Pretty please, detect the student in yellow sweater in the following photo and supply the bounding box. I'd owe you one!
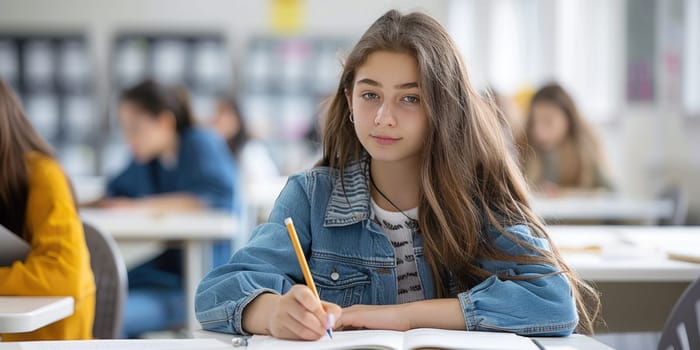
[0,80,95,341]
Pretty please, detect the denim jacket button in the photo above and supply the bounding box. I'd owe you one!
[330,272,340,281]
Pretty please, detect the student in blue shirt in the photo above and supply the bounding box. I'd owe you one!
[99,80,239,337]
[196,10,600,340]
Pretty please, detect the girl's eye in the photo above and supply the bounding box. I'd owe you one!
[361,92,379,100]
[402,96,420,104]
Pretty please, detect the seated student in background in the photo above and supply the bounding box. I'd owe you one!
[523,83,614,197]
[196,10,600,340]
[0,80,95,341]
[97,80,239,337]
[209,94,279,183]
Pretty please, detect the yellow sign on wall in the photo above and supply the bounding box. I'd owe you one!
[270,0,305,34]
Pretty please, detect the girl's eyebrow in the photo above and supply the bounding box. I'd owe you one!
[356,78,419,89]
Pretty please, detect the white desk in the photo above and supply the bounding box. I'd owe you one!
[532,196,674,224]
[193,329,614,349]
[549,225,700,282]
[80,209,238,332]
[0,338,229,349]
[549,225,700,332]
[0,297,74,333]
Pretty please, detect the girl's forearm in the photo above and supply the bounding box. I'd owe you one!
[403,298,466,330]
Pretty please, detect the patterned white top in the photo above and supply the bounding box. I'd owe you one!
[370,198,425,304]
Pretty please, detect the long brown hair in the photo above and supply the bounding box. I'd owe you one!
[0,80,54,237]
[318,10,600,334]
[523,83,610,189]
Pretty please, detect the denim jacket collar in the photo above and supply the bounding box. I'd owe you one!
[323,155,372,227]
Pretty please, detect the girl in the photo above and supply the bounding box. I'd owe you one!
[523,83,613,196]
[101,80,239,213]
[0,80,95,340]
[99,80,239,337]
[196,10,599,340]
[209,94,279,183]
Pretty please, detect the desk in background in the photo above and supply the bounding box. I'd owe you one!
[550,225,700,333]
[0,297,74,334]
[550,225,700,282]
[80,209,238,332]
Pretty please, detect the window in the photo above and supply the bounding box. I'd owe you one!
[448,0,624,122]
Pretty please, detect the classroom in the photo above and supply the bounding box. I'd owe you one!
[1,1,699,349]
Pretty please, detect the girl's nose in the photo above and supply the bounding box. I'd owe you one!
[375,103,396,127]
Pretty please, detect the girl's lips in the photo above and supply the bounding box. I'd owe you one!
[372,135,401,145]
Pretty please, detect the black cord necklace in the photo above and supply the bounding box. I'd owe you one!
[369,172,418,224]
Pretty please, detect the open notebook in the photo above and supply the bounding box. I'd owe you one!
[246,328,540,350]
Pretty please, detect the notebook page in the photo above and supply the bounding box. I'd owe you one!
[248,330,404,350]
[1,339,229,350]
[403,329,539,350]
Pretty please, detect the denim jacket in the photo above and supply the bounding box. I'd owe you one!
[195,157,578,336]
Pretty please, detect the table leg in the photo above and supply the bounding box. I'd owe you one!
[183,240,212,332]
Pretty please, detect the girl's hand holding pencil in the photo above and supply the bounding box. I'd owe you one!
[241,218,341,341]
[266,285,341,340]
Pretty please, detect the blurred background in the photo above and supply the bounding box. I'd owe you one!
[0,0,697,223]
[1,0,698,221]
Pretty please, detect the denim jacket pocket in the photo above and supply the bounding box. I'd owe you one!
[311,260,371,307]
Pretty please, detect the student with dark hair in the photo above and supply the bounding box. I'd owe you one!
[0,80,95,340]
[99,79,239,337]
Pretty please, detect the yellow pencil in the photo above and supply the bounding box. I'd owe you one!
[284,217,333,338]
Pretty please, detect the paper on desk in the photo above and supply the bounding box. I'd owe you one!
[0,224,29,266]
[550,230,618,254]
[667,248,700,264]
[248,328,538,350]
[0,339,229,350]
[248,330,402,350]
